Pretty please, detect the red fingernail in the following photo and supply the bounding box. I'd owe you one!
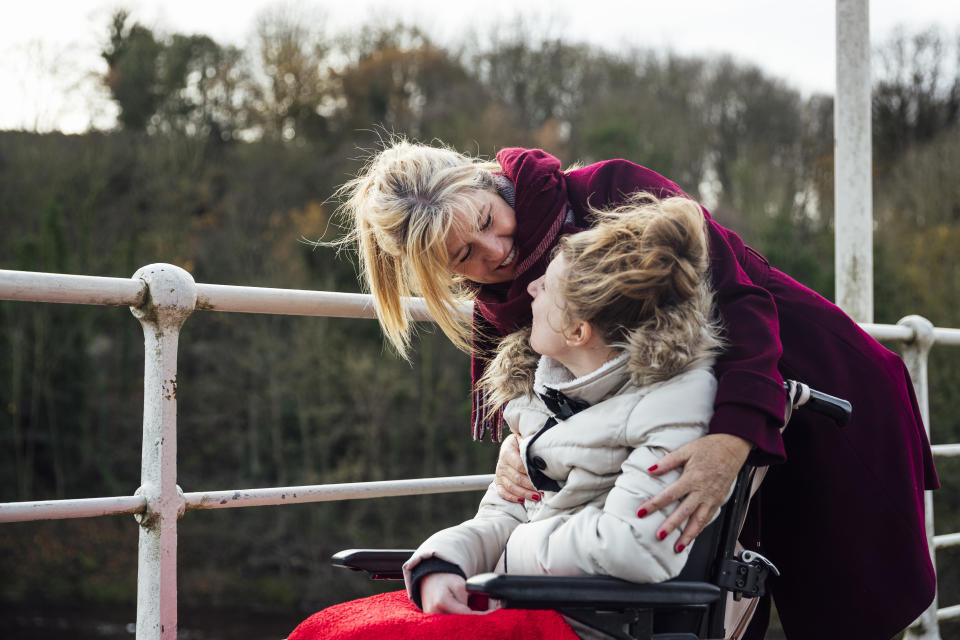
[518,498,525,503]
[647,464,658,472]
[675,543,685,553]
[637,508,648,518]
[531,494,541,502]
[657,530,667,541]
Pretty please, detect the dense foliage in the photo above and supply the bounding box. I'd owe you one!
[1,10,958,636]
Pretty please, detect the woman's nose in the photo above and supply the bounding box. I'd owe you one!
[477,235,501,262]
[528,276,543,297]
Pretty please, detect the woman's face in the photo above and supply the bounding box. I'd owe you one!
[527,253,572,358]
[445,189,518,284]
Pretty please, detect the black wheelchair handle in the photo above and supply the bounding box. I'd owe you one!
[784,380,852,427]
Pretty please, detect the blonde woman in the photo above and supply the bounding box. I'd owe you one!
[332,140,936,639]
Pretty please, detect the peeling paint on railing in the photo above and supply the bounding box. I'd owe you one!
[0,495,146,523]
[184,475,495,511]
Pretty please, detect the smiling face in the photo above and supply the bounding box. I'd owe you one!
[527,253,574,359]
[444,189,518,284]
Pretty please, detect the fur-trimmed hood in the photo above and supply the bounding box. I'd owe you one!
[479,281,722,412]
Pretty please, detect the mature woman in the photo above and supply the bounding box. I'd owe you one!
[338,140,937,639]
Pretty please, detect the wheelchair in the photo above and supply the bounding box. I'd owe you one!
[332,381,851,640]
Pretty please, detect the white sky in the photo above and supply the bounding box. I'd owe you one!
[3,0,960,133]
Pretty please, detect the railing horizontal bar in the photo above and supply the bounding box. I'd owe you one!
[859,322,960,346]
[194,283,470,321]
[0,270,145,307]
[939,604,960,620]
[932,444,960,457]
[0,495,146,523]
[935,532,960,549]
[184,474,495,511]
[860,323,914,342]
[933,327,960,346]
[2,270,957,341]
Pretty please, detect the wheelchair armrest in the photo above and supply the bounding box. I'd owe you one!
[331,549,414,580]
[465,573,722,609]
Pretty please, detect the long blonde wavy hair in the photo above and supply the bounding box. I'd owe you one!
[335,139,500,358]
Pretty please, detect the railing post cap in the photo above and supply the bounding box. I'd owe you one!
[131,263,197,326]
[897,315,936,350]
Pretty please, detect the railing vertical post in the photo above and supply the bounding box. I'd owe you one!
[130,264,196,640]
[834,0,874,323]
[899,315,940,640]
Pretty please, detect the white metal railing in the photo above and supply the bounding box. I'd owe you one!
[1,264,958,639]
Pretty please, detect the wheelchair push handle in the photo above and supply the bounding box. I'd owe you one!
[784,380,852,427]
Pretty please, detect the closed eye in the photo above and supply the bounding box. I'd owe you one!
[457,209,492,263]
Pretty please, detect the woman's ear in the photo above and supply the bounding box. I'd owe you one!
[564,320,593,348]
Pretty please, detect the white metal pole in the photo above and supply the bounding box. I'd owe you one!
[183,474,495,511]
[899,315,940,640]
[131,264,195,640]
[835,0,873,323]
[0,495,145,522]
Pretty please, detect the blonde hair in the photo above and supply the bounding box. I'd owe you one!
[479,193,722,418]
[557,193,714,345]
[335,139,500,358]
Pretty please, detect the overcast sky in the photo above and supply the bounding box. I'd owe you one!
[3,0,960,133]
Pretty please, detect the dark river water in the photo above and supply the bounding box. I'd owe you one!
[0,604,299,640]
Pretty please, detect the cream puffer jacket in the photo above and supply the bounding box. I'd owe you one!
[402,351,717,592]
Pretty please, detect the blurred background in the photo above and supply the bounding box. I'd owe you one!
[1,1,959,638]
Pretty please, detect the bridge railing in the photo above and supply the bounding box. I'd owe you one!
[1,264,958,640]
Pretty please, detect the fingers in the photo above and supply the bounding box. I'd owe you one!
[495,434,538,503]
[494,459,538,502]
[637,434,752,551]
[654,493,698,539]
[635,480,684,518]
[422,575,481,615]
[645,446,690,476]
[434,597,478,615]
[675,503,717,551]
[656,493,718,546]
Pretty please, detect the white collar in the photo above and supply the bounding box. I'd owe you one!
[533,352,631,406]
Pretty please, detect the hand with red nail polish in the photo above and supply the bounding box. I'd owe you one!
[493,433,539,504]
[635,434,751,555]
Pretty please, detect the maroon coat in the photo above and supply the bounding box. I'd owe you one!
[472,148,938,639]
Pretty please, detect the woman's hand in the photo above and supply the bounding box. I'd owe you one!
[494,433,540,504]
[637,434,752,551]
[420,573,490,614]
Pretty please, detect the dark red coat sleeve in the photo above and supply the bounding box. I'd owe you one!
[565,159,787,464]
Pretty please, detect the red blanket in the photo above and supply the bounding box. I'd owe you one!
[288,589,579,639]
